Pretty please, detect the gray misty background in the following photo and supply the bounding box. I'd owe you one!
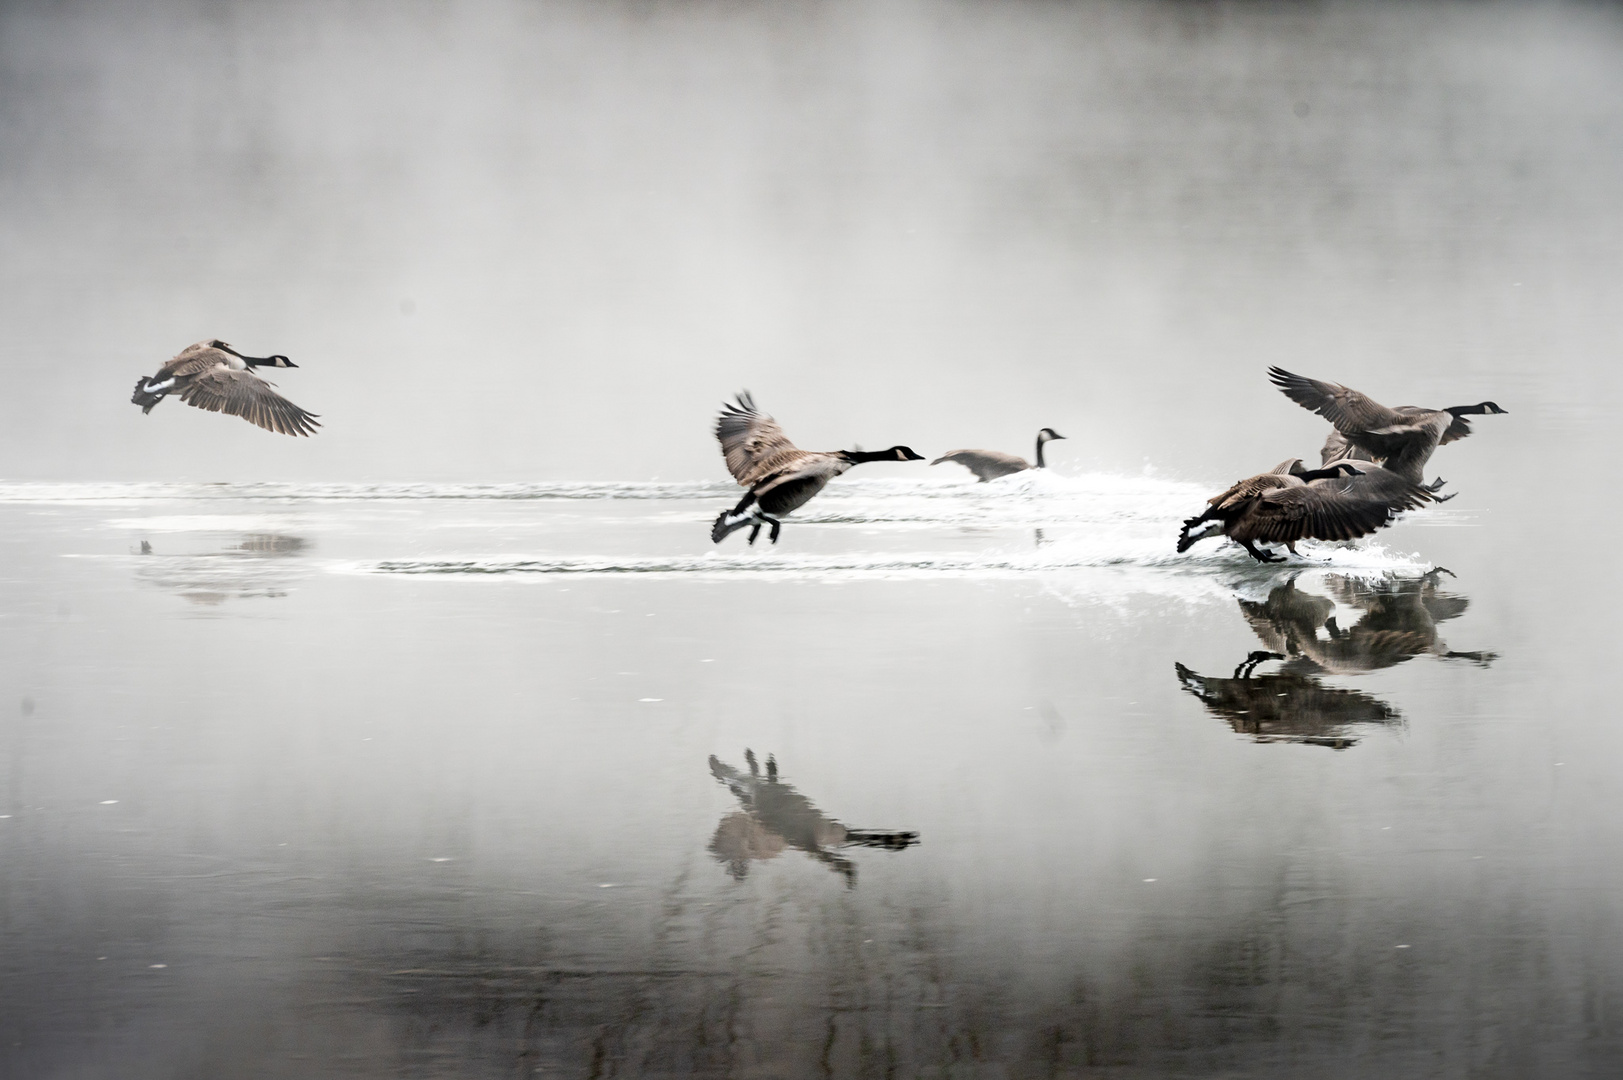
[1,0,1619,483]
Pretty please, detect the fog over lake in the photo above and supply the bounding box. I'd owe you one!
[1,1,1620,1076]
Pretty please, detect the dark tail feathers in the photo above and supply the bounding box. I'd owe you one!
[712,509,754,544]
[1176,512,1215,553]
[131,375,165,414]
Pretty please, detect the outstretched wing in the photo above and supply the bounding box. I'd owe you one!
[1248,465,1432,543]
[178,369,321,436]
[1269,367,1403,433]
[716,392,804,486]
[158,342,234,379]
[1210,470,1297,509]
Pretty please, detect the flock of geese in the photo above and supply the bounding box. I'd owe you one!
[131,340,1504,562]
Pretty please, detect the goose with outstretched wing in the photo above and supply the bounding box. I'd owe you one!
[1177,457,1435,563]
[132,339,320,437]
[711,392,923,545]
[1268,367,1503,492]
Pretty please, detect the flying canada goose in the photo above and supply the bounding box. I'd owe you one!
[131,340,320,436]
[1268,367,1505,489]
[712,392,924,544]
[1176,457,1434,563]
[930,428,1066,481]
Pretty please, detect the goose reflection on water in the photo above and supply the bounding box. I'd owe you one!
[133,533,308,604]
[1177,570,1495,748]
[1239,570,1495,674]
[708,750,919,886]
[1177,652,1399,749]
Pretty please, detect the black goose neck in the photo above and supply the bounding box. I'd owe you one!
[841,449,896,464]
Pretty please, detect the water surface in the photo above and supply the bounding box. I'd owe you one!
[1,469,1616,1077]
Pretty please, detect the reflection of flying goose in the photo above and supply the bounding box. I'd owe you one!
[930,428,1066,482]
[132,340,320,436]
[133,532,309,605]
[1177,457,1431,562]
[1239,571,1494,674]
[708,751,918,885]
[1175,653,1400,748]
[711,393,923,545]
[1269,367,1505,490]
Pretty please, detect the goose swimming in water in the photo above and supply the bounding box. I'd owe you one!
[930,428,1066,481]
[131,340,320,436]
[1177,457,1434,563]
[1268,367,1505,491]
[712,392,924,545]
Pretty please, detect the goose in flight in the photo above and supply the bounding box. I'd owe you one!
[930,428,1066,481]
[131,340,320,436]
[1268,367,1504,490]
[711,392,923,545]
[1177,457,1434,563]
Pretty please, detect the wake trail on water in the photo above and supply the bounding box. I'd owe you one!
[11,474,1442,582]
[329,471,1438,582]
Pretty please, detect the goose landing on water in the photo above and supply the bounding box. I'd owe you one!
[711,392,923,545]
[132,340,320,436]
[1177,457,1435,563]
[1268,367,1505,495]
[930,428,1065,482]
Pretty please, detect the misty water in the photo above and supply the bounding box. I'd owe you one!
[6,0,1623,1075]
[3,433,1620,1077]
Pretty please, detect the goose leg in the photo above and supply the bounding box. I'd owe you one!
[765,516,783,544]
[1240,539,1281,563]
[746,523,763,545]
[1236,650,1284,679]
[1425,476,1448,492]
[1431,490,1457,503]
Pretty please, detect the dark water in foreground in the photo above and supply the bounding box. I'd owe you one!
[0,475,1618,1078]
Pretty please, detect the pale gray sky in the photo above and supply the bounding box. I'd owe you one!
[1,0,1618,482]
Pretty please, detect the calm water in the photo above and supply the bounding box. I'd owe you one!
[2,453,1618,1078]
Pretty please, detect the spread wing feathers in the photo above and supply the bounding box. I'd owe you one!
[1210,471,1299,508]
[1269,367,1402,432]
[159,342,234,378]
[1246,469,1432,543]
[716,392,806,486]
[1438,412,1474,445]
[177,369,321,436]
[1320,428,1376,467]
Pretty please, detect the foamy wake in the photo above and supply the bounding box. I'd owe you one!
[21,472,1446,584]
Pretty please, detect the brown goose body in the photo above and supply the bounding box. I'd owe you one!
[1177,457,1435,563]
[711,392,923,545]
[1269,367,1504,487]
[931,428,1066,482]
[131,339,320,437]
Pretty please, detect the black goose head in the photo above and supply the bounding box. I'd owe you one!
[1448,401,1507,416]
[245,354,297,368]
[888,445,925,461]
[1037,428,1066,443]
